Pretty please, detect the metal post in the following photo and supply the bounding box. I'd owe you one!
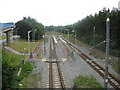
[66,29,69,44]
[68,29,69,42]
[44,29,46,55]
[93,27,95,54]
[104,18,110,89]
[34,29,36,41]
[11,29,13,43]
[64,29,65,36]
[75,30,76,45]
[28,30,31,56]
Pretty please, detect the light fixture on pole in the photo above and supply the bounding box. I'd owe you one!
[66,29,69,43]
[93,27,95,55]
[72,30,76,44]
[28,30,31,56]
[34,29,37,41]
[104,18,110,89]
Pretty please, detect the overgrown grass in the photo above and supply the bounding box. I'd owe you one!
[0,35,6,40]
[2,49,24,88]
[9,41,38,53]
[67,36,120,73]
[20,71,41,88]
[74,75,103,88]
[13,61,34,88]
[2,49,34,88]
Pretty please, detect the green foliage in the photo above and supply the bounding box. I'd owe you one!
[2,49,33,88]
[45,8,120,57]
[2,49,24,88]
[10,41,38,53]
[74,75,103,88]
[15,16,44,40]
[20,71,41,88]
[0,35,6,40]
[73,9,120,53]
[13,61,33,88]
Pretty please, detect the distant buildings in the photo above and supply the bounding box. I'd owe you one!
[0,22,14,29]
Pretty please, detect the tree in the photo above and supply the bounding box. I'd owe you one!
[15,17,44,40]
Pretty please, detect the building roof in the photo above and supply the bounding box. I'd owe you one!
[0,22,15,29]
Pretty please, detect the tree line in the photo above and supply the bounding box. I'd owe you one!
[15,17,44,40]
[46,8,120,56]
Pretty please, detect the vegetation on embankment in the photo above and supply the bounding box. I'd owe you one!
[19,71,42,88]
[45,8,120,73]
[9,41,38,53]
[2,49,33,88]
[74,75,103,88]
[0,35,6,40]
[45,8,120,57]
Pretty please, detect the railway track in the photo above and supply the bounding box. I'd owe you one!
[32,42,40,58]
[59,37,71,57]
[61,37,120,89]
[48,36,66,89]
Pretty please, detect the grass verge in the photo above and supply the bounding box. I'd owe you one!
[74,75,103,88]
[0,35,6,40]
[19,70,42,88]
[66,36,120,73]
[2,49,34,88]
[9,41,38,53]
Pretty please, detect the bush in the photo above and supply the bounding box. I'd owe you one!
[2,49,33,88]
[74,75,103,88]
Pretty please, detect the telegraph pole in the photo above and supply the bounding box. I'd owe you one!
[28,30,31,56]
[104,18,110,89]
[93,27,95,55]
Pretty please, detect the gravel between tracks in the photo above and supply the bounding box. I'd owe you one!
[35,35,114,88]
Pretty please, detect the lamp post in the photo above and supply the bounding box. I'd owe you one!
[44,29,46,55]
[72,30,75,44]
[34,29,37,41]
[104,18,110,89]
[66,29,69,43]
[72,30,76,44]
[75,30,77,45]
[93,27,95,54]
[28,30,31,56]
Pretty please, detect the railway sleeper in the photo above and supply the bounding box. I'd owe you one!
[46,60,60,63]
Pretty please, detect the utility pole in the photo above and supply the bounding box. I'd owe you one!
[104,18,110,89]
[44,29,46,55]
[34,29,36,41]
[66,29,69,43]
[93,27,95,55]
[75,30,76,45]
[28,30,31,56]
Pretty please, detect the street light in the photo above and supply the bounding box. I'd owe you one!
[93,27,95,55]
[66,29,69,43]
[104,18,110,89]
[72,30,76,44]
[28,30,31,56]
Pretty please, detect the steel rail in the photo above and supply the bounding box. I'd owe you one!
[62,37,120,89]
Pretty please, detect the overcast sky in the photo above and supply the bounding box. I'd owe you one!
[0,0,119,26]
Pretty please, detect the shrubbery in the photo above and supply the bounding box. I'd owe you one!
[2,49,33,88]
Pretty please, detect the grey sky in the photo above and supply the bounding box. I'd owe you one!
[0,0,119,26]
